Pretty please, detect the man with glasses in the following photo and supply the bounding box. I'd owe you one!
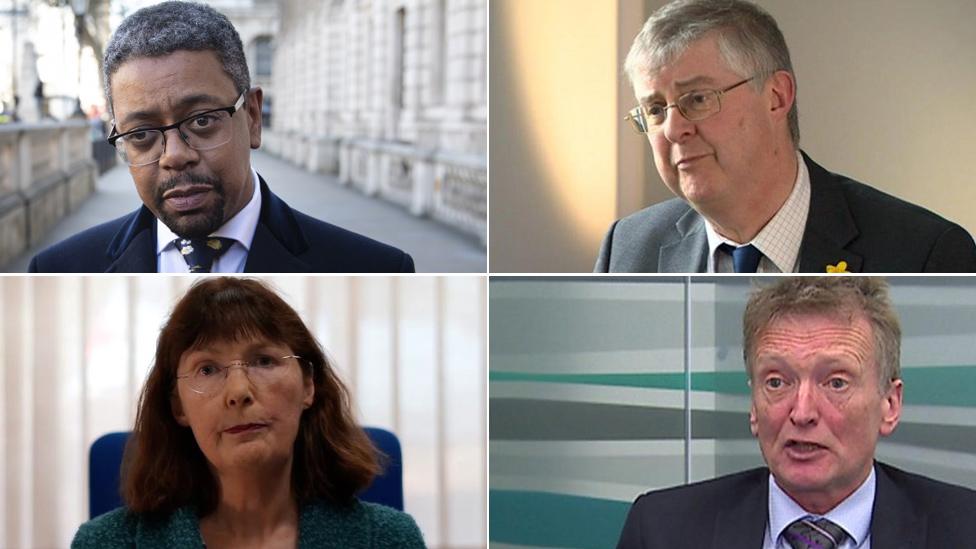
[28,1,414,273]
[595,0,976,273]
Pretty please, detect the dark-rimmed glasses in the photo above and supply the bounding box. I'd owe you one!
[107,90,248,167]
[625,77,755,134]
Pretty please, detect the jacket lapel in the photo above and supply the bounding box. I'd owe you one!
[243,176,313,272]
[797,152,864,273]
[870,463,926,549]
[104,207,157,272]
[712,471,768,549]
[659,208,708,272]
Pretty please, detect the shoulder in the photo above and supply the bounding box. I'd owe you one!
[301,500,425,548]
[877,462,976,507]
[595,198,696,272]
[71,508,137,549]
[611,198,694,237]
[29,211,139,272]
[630,467,767,516]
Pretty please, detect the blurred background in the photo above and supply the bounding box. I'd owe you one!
[0,275,486,549]
[490,0,976,272]
[0,0,487,272]
[489,276,976,548]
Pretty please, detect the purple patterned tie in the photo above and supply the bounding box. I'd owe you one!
[784,517,848,549]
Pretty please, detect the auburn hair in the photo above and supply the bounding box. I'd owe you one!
[121,277,379,516]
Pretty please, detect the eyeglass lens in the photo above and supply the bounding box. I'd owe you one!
[116,111,235,166]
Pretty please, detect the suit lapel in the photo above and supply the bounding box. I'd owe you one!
[659,209,708,272]
[711,471,768,549]
[870,463,926,549]
[243,176,312,272]
[105,207,157,272]
[798,152,864,273]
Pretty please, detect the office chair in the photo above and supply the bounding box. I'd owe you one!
[89,426,404,518]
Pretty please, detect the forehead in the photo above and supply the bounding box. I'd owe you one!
[632,33,740,101]
[110,50,237,122]
[754,313,875,364]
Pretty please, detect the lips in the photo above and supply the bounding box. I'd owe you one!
[162,185,213,212]
[224,423,267,435]
[675,154,710,167]
[785,439,827,459]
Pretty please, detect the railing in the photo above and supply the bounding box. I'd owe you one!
[265,131,486,243]
[0,120,98,267]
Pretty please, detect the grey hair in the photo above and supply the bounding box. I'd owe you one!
[742,277,902,394]
[103,1,250,117]
[625,0,799,146]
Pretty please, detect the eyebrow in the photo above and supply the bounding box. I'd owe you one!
[118,93,228,128]
[638,75,721,104]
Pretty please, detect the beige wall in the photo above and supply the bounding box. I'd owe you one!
[490,0,976,272]
[489,0,654,272]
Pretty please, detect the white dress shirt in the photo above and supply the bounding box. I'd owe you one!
[706,150,811,273]
[156,166,262,273]
[763,467,875,549]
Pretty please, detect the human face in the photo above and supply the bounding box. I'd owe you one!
[631,34,779,211]
[172,338,314,475]
[110,50,263,238]
[749,313,902,513]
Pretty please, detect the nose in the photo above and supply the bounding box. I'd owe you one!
[661,105,696,145]
[223,363,254,408]
[157,127,199,171]
[788,381,819,426]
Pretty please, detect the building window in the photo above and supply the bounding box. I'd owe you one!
[254,36,273,77]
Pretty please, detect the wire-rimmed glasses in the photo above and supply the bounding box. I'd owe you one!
[625,77,755,134]
[107,90,248,167]
[175,354,305,396]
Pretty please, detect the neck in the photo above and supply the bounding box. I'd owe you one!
[204,457,298,540]
[703,146,799,244]
[781,465,871,516]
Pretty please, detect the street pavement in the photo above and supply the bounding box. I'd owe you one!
[2,150,486,273]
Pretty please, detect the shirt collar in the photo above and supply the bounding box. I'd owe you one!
[705,150,810,273]
[768,466,875,547]
[156,166,262,253]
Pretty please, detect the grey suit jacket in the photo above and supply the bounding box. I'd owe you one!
[595,152,976,273]
[616,462,976,549]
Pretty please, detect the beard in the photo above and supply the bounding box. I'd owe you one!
[153,172,228,239]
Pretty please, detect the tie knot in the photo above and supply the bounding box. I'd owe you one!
[173,237,235,273]
[719,243,763,273]
[784,517,849,549]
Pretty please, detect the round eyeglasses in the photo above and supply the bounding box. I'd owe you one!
[625,77,755,134]
[107,90,248,167]
[176,354,306,396]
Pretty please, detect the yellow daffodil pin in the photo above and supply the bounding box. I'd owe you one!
[826,261,850,274]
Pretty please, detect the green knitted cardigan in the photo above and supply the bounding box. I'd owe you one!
[71,499,426,548]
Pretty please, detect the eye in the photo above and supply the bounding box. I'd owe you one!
[125,130,156,144]
[646,104,666,118]
[764,376,787,390]
[196,363,221,377]
[689,92,709,104]
[187,114,220,130]
[826,377,849,391]
[253,355,277,368]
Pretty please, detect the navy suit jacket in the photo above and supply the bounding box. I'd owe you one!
[28,176,415,273]
[616,462,976,549]
[595,152,976,272]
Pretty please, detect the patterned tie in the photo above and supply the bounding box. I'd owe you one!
[784,517,849,549]
[172,237,235,273]
[718,243,763,273]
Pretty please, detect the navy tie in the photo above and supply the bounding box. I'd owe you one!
[172,237,235,273]
[719,243,763,273]
[784,517,848,549]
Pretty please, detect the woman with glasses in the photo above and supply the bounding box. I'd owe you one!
[72,277,425,548]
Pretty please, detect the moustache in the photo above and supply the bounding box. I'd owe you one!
[156,173,224,196]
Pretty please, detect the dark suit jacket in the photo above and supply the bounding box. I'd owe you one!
[595,152,976,272]
[28,176,415,273]
[616,462,976,549]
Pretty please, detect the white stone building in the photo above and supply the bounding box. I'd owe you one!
[263,0,487,243]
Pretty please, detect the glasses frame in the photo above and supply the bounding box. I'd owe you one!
[175,354,305,396]
[625,76,755,134]
[107,90,249,166]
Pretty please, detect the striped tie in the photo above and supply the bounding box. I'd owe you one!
[784,517,848,549]
[173,237,235,273]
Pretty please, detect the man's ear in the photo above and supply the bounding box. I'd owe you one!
[766,70,796,122]
[246,86,263,149]
[171,391,190,427]
[878,378,903,437]
[749,401,759,437]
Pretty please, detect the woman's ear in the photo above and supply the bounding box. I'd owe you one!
[171,391,190,427]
